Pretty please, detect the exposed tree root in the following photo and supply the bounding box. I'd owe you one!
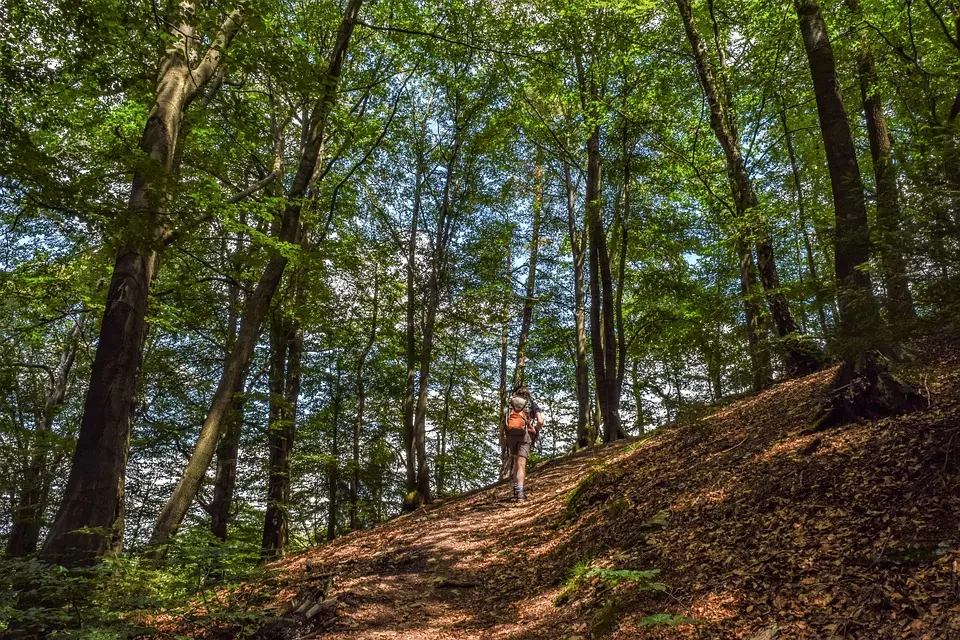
[810,350,925,432]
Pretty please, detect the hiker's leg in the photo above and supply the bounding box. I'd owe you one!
[516,456,527,486]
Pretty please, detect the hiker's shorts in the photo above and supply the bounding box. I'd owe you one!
[506,429,532,459]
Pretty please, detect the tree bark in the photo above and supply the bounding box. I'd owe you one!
[615,130,630,406]
[210,383,244,541]
[7,322,81,557]
[565,163,592,448]
[148,0,362,554]
[738,235,773,390]
[349,273,378,531]
[41,2,246,567]
[436,346,457,496]
[585,123,622,442]
[676,0,818,377]
[795,0,878,346]
[261,311,302,558]
[210,243,246,542]
[845,0,915,328]
[327,360,343,542]
[498,231,512,479]
[403,153,424,506]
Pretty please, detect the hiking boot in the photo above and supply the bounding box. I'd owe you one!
[514,486,527,502]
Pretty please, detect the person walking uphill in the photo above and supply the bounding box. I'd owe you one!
[504,386,545,502]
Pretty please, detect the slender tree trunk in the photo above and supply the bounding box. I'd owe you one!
[498,232,512,479]
[615,132,631,429]
[565,163,592,448]
[845,0,915,328]
[780,99,829,334]
[210,249,245,542]
[403,150,424,506]
[630,359,646,434]
[42,3,246,567]
[410,132,463,506]
[585,122,622,442]
[349,273,378,531]
[796,0,922,427]
[210,384,244,541]
[512,164,543,388]
[437,346,457,496]
[148,0,362,553]
[327,360,343,542]
[676,0,818,377]
[261,310,302,558]
[739,235,773,390]
[7,322,81,557]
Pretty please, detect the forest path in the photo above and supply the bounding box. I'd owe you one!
[271,442,634,640]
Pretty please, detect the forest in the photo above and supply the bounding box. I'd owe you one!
[2,0,960,636]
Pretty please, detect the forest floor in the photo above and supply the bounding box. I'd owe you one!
[164,334,960,639]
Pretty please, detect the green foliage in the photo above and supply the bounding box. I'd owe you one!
[0,534,275,638]
[554,562,665,606]
[637,612,702,628]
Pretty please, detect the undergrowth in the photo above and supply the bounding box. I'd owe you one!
[0,525,275,639]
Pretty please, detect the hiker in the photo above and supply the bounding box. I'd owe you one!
[504,386,545,502]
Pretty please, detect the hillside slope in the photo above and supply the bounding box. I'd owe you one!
[172,339,960,639]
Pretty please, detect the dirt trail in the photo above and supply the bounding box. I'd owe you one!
[270,443,632,639]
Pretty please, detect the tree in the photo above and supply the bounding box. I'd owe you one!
[675,0,818,379]
[148,0,364,553]
[794,0,922,427]
[844,0,915,328]
[41,1,247,567]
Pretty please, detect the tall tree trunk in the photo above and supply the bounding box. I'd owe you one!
[210,384,244,541]
[565,163,592,448]
[8,322,81,557]
[795,0,878,346]
[327,360,343,542]
[512,164,543,388]
[403,156,423,506]
[436,346,457,496]
[349,273,378,531]
[739,235,773,390]
[210,246,245,542]
[615,131,630,409]
[585,123,622,442]
[148,0,362,553]
[261,310,302,558]
[41,3,246,567]
[780,98,829,334]
[845,0,915,328]
[676,0,818,377]
[498,231,512,479]
[795,0,922,427]
[573,48,621,442]
[410,131,463,506]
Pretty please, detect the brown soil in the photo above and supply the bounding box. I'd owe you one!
[165,337,960,639]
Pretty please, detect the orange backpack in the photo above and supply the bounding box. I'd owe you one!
[505,395,532,433]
